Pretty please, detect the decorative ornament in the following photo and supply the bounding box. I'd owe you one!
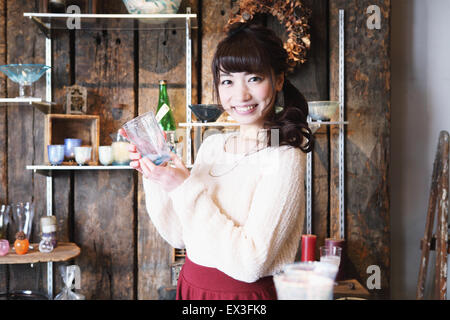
[225,0,312,72]
[65,84,87,115]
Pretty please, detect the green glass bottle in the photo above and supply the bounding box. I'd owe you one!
[155,80,176,152]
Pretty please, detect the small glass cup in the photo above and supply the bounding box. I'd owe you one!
[274,262,336,300]
[99,146,113,166]
[48,145,65,165]
[64,138,82,161]
[320,246,342,268]
[74,146,92,166]
[0,239,10,256]
[121,111,171,166]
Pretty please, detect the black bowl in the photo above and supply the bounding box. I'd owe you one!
[188,104,224,123]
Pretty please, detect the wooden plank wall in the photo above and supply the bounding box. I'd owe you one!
[0,0,390,299]
[329,0,391,298]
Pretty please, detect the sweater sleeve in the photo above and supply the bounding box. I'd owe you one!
[143,177,185,249]
[141,134,217,249]
[167,146,305,282]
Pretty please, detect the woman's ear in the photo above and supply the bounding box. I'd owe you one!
[275,73,285,92]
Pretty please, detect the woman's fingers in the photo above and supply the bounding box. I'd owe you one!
[169,152,188,173]
[139,157,157,179]
[118,128,128,140]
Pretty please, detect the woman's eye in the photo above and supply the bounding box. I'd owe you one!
[249,76,262,82]
[221,79,232,85]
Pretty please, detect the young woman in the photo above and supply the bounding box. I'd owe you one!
[120,22,313,300]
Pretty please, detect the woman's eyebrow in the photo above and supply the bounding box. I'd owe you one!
[219,72,231,76]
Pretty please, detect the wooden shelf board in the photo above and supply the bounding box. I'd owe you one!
[0,242,80,264]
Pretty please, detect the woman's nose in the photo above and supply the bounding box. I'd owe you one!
[235,84,251,101]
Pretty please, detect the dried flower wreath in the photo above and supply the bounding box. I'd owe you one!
[225,0,311,72]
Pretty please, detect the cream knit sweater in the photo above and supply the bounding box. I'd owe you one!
[143,132,306,283]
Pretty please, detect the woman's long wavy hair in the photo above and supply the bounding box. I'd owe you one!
[212,22,313,153]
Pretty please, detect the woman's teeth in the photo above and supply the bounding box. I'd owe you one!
[235,105,257,112]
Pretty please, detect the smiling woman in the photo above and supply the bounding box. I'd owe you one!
[133,22,312,301]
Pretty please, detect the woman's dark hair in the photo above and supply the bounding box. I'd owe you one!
[212,22,313,153]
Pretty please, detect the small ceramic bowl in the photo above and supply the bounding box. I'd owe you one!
[74,146,92,166]
[47,145,65,165]
[122,0,182,14]
[308,101,339,121]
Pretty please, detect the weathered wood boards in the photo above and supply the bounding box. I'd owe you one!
[73,0,135,299]
[137,0,199,300]
[329,0,391,297]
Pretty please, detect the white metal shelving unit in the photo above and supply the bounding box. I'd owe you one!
[20,10,198,299]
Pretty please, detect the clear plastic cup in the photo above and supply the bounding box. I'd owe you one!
[121,111,171,166]
[274,261,338,300]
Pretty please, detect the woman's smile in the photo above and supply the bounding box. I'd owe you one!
[232,104,258,115]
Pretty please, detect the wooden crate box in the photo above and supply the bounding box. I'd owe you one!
[44,114,100,165]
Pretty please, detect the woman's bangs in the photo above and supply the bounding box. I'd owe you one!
[216,39,271,76]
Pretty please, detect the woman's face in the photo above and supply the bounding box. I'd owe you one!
[218,70,284,126]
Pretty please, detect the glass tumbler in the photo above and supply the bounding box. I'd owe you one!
[121,111,171,166]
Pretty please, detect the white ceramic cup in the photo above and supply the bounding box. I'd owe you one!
[99,146,113,166]
[74,146,92,165]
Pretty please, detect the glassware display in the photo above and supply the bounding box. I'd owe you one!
[74,146,92,166]
[0,204,10,239]
[307,101,339,121]
[110,132,131,165]
[122,0,181,14]
[54,265,85,300]
[64,138,82,161]
[47,145,65,165]
[273,261,338,300]
[40,216,57,248]
[0,239,9,256]
[320,246,342,268]
[189,104,224,123]
[11,202,34,241]
[121,111,171,166]
[98,146,113,166]
[0,64,50,98]
[39,234,54,253]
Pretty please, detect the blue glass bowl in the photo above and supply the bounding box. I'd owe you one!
[188,104,224,123]
[0,64,50,97]
[64,138,82,160]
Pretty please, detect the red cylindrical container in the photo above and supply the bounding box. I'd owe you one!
[325,238,345,281]
[301,234,317,262]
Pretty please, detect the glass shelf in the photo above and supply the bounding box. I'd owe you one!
[27,164,133,176]
[23,12,198,37]
[179,122,240,127]
[0,98,54,113]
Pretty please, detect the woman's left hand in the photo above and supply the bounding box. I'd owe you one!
[139,151,190,193]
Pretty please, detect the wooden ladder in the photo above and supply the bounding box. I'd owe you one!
[416,130,449,300]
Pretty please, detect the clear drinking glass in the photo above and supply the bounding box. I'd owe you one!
[0,204,10,239]
[74,146,92,166]
[273,262,337,300]
[121,111,171,166]
[99,146,113,166]
[320,246,342,268]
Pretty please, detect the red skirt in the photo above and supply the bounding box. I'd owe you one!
[176,256,277,300]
